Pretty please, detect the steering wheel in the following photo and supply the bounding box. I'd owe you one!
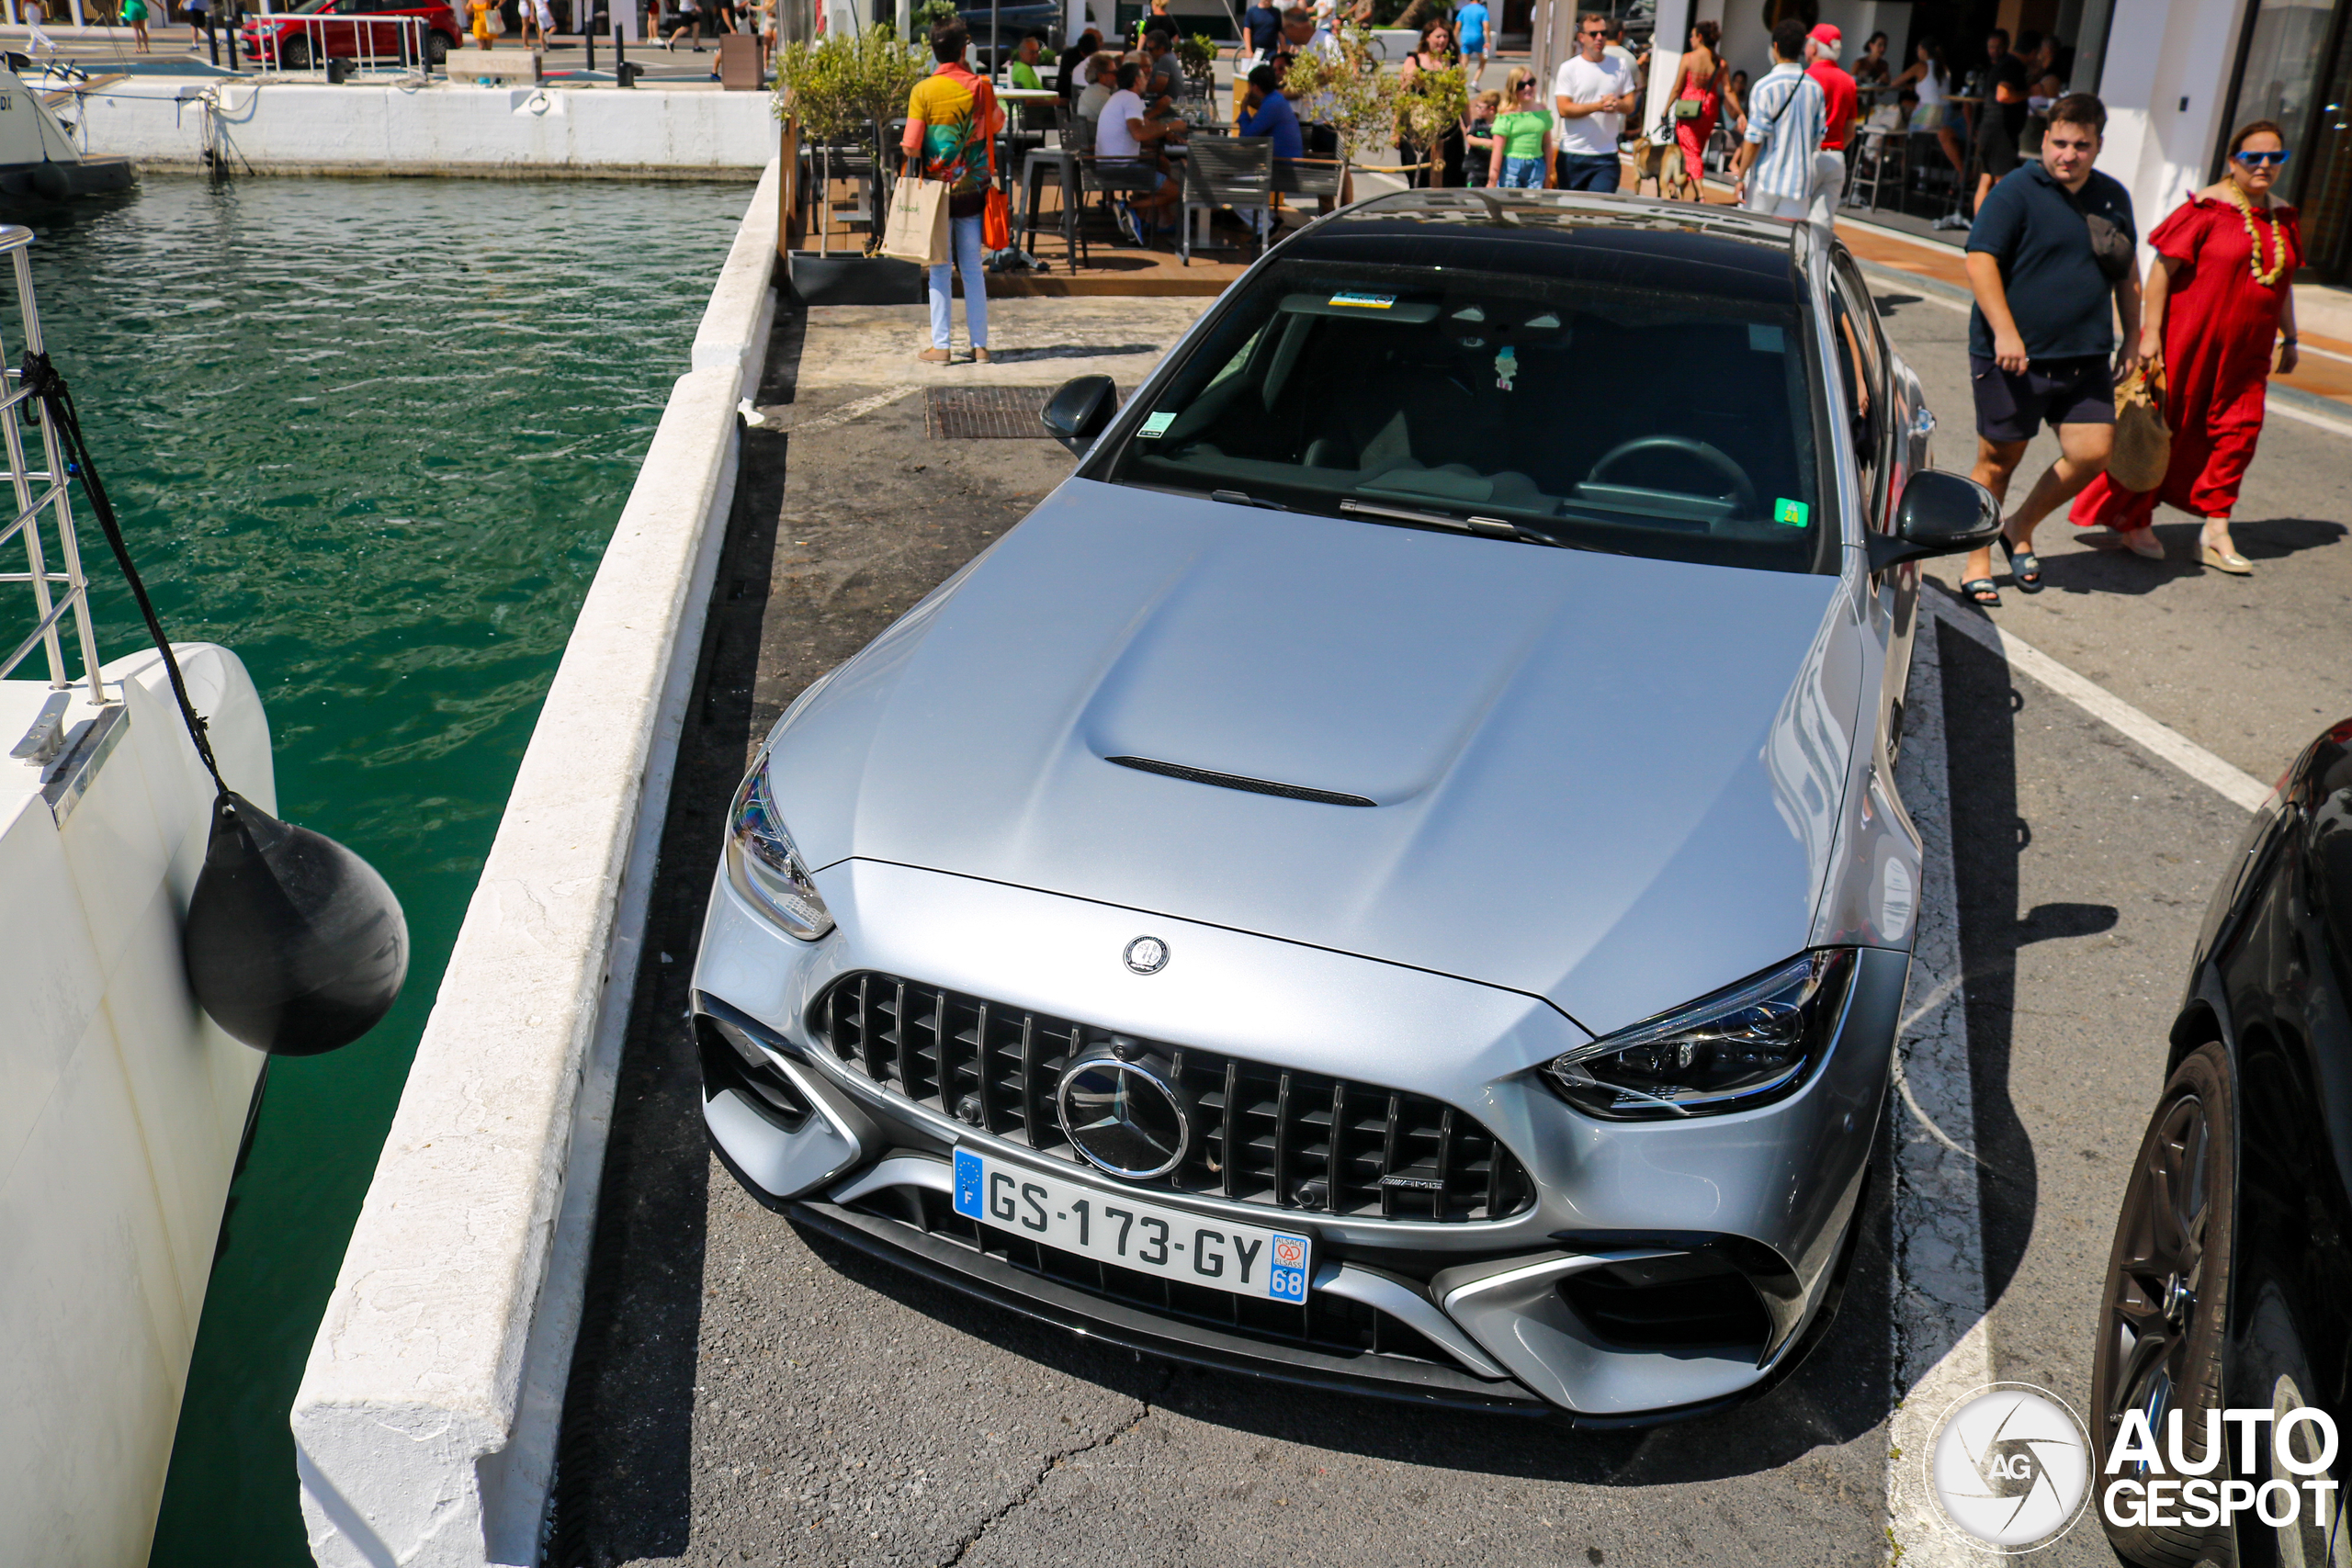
[1585,435,1758,516]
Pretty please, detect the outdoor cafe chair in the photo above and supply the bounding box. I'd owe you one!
[1848,122,1906,212]
[1075,116,1170,251]
[1179,134,1273,265]
[1021,103,1087,270]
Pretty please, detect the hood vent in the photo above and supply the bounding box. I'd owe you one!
[1106,755,1375,808]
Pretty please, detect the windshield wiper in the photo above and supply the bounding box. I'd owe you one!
[1338,498,1567,547]
[1210,489,1290,512]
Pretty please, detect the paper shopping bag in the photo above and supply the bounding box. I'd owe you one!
[2109,358,2172,495]
[882,175,951,266]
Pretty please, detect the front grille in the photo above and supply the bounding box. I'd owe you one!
[816,972,1535,1223]
[876,1184,1457,1366]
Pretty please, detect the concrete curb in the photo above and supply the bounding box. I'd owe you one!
[692,155,782,401]
[288,165,775,1568]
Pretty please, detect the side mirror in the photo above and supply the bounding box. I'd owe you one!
[1041,375,1117,457]
[1867,469,2002,572]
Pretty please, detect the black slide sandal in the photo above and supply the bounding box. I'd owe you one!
[1961,577,2001,607]
[2001,536,2044,592]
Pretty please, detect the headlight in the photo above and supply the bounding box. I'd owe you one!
[1543,949,1856,1120]
[724,758,834,942]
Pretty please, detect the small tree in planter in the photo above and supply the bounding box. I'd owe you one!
[1395,59,1466,182]
[775,26,930,251]
[1175,31,1217,91]
[1280,22,1395,172]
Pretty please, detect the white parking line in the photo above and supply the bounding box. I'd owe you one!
[765,383,920,435]
[1922,590,2272,812]
[1886,621,1995,1566]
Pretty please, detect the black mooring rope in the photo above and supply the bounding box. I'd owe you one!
[18,349,229,797]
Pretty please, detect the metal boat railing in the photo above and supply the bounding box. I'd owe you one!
[0,224,106,701]
[243,13,436,80]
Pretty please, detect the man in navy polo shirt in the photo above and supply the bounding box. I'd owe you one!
[1955,91,2141,605]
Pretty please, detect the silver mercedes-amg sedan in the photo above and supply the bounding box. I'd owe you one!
[690,191,2002,1422]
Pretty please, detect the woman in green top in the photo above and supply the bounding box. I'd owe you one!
[1487,66,1555,188]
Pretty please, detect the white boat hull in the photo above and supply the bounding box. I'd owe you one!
[1,644,274,1568]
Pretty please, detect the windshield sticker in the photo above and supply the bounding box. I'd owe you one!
[1138,411,1178,438]
[1774,498,1810,526]
[1329,291,1396,310]
[1748,322,1786,355]
[1494,345,1518,392]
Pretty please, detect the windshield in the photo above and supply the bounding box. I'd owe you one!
[1100,257,1831,572]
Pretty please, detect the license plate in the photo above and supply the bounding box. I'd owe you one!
[953,1146,1312,1304]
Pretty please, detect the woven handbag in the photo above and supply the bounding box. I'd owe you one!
[2109,357,2171,495]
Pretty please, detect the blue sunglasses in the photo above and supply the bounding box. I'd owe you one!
[2234,148,2292,166]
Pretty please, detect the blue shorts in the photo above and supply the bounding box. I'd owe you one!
[1498,155,1544,188]
[1556,152,1620,192]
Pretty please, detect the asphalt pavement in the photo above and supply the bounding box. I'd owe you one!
[547,277,2352,1568]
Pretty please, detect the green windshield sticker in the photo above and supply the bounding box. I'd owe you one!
[1329,291,1396,309]
[1774,498,1810,527]
[1138,411,1178,438]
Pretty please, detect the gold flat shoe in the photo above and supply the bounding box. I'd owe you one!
[2202,543,2254,575]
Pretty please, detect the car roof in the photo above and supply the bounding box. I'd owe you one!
[1283,191,1807,310]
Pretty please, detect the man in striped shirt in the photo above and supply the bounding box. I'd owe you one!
[1731,17,1825,220]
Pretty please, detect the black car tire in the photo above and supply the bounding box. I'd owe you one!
[283,34,311,68]
[2228,1281,2341,1568]
[2091,1041,2236,1568]
[425,30,449,64]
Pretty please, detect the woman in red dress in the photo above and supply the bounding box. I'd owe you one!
[1668,19,1724,197]
[2069,120,2303,574]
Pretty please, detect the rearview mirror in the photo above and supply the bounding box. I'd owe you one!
[1041,375,1117,456]
[1867,469,2002,572]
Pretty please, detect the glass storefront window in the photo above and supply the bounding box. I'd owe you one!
[2234,0,2339,156]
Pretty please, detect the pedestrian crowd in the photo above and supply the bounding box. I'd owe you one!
[896,5,2312,589]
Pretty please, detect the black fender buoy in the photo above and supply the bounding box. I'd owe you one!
[184,793,409,1056]
[31,163,72,199]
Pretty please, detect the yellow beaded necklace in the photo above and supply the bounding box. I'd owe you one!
[2223,183,2289,288]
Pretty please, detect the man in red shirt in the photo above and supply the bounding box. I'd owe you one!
[1804,22,1859,228]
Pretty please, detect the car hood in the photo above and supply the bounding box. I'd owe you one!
[772,479,1863,1037]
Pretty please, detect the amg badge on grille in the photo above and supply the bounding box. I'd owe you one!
[1123,936,1170,975]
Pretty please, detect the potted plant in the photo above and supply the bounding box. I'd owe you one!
[1278,21,1393,196]
[775,24,930,299]
[1175,30,1216,91]
[1394,58,1466,184]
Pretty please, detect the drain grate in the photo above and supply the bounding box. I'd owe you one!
[924,386,1055,439]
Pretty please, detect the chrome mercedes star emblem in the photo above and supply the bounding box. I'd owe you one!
[1056,1048,1190,1179]
[1124,935,1169,975]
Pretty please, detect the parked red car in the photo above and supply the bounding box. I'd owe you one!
[239,0,463,70]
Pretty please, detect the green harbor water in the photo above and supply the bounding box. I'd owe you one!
[16,172,752,1565]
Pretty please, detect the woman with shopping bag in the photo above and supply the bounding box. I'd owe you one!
[899,19,1008,365]
[2068,120,2303,574]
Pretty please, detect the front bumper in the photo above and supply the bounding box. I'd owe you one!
[693,857,1905,1420]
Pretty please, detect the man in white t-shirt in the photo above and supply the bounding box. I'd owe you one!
[1093,60,1183,241]
[1552,9,1635,191]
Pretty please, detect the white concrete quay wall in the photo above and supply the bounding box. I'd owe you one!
[77,78,777,177]
[288,156,779,1568]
